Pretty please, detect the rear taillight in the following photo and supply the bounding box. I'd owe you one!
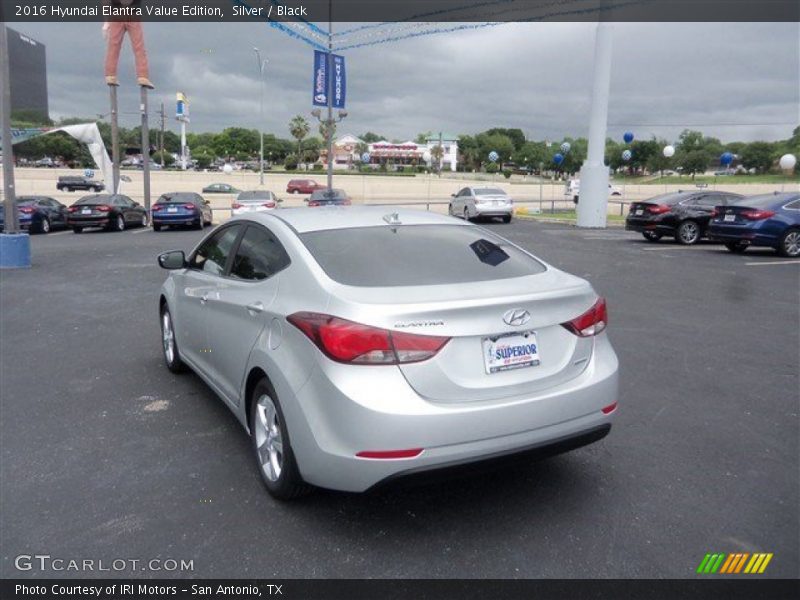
[97,205,111,212]
[19,207,35,214]
[308,201,320,207]
[648,204,671,215]
[342,199,351,205]
[232,203,243,209]
[561,298,608,337]
[262,202,276,208]
[710,208,719,217]
[741,209,775,221]
[183,203,196,211]
[68,206,78,213]
[152,204,163,212]
[287,312,450,365]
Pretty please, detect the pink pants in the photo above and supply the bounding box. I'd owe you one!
[104,21,150,80]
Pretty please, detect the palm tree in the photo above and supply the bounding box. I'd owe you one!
[430,144,444,174]
[289,115,310,169]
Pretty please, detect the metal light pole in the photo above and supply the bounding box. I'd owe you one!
[140,86,151,213]
[1,24,18,234]
[253,47,267,186]
[326,3,334,191]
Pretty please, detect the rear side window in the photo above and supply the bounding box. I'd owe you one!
[785,199,800,210]
[300,224,546,287]
[189,225,242,276]
[230,225,290,281]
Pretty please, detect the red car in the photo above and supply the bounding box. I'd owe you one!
[286,179,326,194]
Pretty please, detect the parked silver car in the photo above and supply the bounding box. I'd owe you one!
[233,190,282,216]
[449,186,514,222]
[157,207,618,499]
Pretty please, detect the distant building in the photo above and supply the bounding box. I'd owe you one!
[8,28,49,123]
[324,133,459,171]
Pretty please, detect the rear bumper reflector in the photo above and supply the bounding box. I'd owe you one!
[601,402,618,415]
[356,448,424,460]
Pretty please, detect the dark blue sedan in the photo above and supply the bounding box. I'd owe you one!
[708,192,800,257]
[0,196,69,234]
[151,192,213,231]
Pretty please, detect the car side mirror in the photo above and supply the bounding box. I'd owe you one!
[303,198,309,202]
[158,250,186,270]
[277,198,283,203]
[451,194,456,197]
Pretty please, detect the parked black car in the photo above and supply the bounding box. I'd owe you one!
[57,176,105,193]
[0,196,69,233]
[625,190,744,244]
[67,194,148,233]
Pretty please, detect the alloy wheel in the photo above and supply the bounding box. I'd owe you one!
[162,311,175,365]
[784,231,800,257]
[678,221,699,244]
[117,215,125,231]
[254,394,284,482]
[41,218,50,233]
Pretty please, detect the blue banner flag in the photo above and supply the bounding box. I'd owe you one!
[332,54,346,109]
[312,50,328,107]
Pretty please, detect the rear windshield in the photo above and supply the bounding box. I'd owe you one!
[158,193,197,204]
[238,191,270,201]
[300,224,546,287]
[310,189,345,201]
[732,194,789,208]
[75,195,110,205]
[641,192,694,205]
[474,188,507,196]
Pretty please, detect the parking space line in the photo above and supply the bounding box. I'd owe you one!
[46,231,72,236]
[132,228,151,234]
[745,260,800,266]
[638,245,714,251]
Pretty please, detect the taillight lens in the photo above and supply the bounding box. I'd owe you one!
[232,203,243,209]
[648,204,671,214]
[710,208,719,217]
[19,207,35,214]
[152,204,163,212]
[308,201,320,207]
[287,312,450,365]
[183,203,196,211]
[561,298,608,337]
[741,209,775,221]
[68,206,78,213]
[97,204,111,212]
[263,202,276,208]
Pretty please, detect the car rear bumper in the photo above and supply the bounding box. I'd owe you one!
[285,334,619,492]
[68,217,110,227]
[152,214,199,224]
[474,205,513,217]
[707,225,778,247]
[625,218,674,234]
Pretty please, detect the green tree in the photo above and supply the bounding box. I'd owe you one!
[740,141,776,173]
[211,127,259,158]
[477,133,515,165]
[359,132,384,144]
[512,141,548,171]
[152,151,175,167]
[430,144,444,173]
[289,115,310,164]
[484,128,526,151]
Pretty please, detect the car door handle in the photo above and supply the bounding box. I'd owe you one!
[245,302,264,314]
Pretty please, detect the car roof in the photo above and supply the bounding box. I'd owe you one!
[259,206,470,234]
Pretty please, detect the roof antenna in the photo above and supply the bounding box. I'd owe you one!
[383,212,402,226]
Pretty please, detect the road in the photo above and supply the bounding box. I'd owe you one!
[1,217,797,579]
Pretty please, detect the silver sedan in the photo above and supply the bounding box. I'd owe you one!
[449,186,514,222]
[157,207,618,499]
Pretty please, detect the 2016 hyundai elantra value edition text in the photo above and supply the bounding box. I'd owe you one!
[157,207,619,499]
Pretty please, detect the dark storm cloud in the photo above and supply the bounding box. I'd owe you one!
[14,21,800,142]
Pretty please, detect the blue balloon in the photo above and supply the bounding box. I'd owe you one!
[84,168,95,178]
[622,149,632,162]
[720,152,734,166]
[488,151,499,162]
[553,153,564,166]
[361,152,370,163]
[623,132,634,144]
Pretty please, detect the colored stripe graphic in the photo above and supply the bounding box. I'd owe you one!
[699,553,774,574]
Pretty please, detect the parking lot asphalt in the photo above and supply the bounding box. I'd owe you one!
[1,219,797,579]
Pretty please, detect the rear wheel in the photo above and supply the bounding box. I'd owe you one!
[153,223,162,232]
[463,207,471,222]
[160,306,188,373]
[250,379,310,500]
[38,217,51,234]
[642,231,662,242]
[194,218,203,230]
[725,241,748,253]
[502,214,512,224]
[140,212,149,228]
[676,220,700,245]
[112,214,125,232]
[72,226,83,234]
[778,228,800,258]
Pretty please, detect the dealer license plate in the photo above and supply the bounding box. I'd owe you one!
[167,207,178,213]
[81,208,91,215]
[724,214,735,222]
[635,209,644,216]
[482,331,541,374]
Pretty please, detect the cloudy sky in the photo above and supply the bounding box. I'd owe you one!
[15,20,800,143]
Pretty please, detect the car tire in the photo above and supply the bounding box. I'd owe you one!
[160,305,188,373]
[291,189,299,194]
[642,231,662,242]
[72,226,83,234]
[153,223,162,232]
[448,203,454,216]
[38,217,51,234]
[463,207,471,222]
[113,214,125,232]
[140,212,149,228]
[502,214,512,224]
[777,228,800,258]
[725,241,748,253]
[250,378,311,500]
[194,218,203,230]
[676,220,700,245]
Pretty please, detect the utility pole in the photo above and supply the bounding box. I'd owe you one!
[109,85,121,193]
[326,0,334,191]
[254,48,267,187]
[140,87,151,214]
[159,102,166,168]
[1,24,18,234]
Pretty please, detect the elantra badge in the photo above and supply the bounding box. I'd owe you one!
[503,309,531,327]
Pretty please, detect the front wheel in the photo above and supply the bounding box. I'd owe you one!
[778,229,800,258]
[642,231,662,242]
[725,241,748,254]
[676,220,700,245]
[160,306,188,373]
[250,379,310,500]
[463,207,471,222]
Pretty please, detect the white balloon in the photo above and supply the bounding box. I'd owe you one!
[663,145,675,158]
[222,164,234,174]
[779,153,797,171]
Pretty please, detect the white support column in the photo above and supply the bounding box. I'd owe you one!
[577,22,614,228]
